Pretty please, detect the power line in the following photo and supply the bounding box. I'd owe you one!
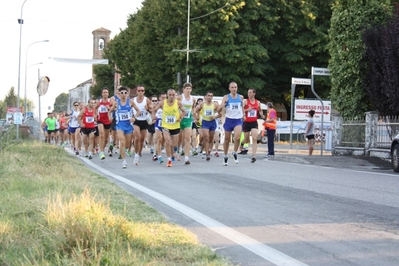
[190,2,231,21]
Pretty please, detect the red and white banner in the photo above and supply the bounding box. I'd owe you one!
[294,99,332,122]
[6,106,23,113]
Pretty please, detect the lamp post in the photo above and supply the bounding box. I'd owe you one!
[16,0,28,139]
[24,61,42,118]
[24,40,49,118]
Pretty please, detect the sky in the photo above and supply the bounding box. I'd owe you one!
[0,0,143,117]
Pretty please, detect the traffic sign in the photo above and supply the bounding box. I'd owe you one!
[37,76,50,96]
[14,112,23,125]
[291,78,312,85]
[312,67,330,76]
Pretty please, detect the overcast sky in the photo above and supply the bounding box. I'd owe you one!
[0,0,143,116]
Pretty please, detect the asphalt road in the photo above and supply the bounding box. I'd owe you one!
[67,146,399,266]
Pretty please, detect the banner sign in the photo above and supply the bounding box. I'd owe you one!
[50,57,108,64]
[294,99,332,122]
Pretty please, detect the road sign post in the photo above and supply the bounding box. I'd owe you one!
[290,78,312,148]
[311,67,331,155]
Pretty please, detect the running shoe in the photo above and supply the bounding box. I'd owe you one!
[127,150,132,157]
[75,150,79,156]
[251,156,256,163]
[238,149,248,155]
[100,152,105,160]
[152,154,158,161]
[150,147,154,154]
[122,160,127,169]
[214,152,219,157]
[88,153,93,159]
[171,156,175,163]
[109,143,114,153]
[223,156,228,166]
[158,156,164,164]
[85,153,89,158]
[206,154,211,161]
[108,151,113,157]
[181,151,185,156]
[134,154,139,165]
[118,154,122,159]
[166,160,173,167]
[184,156,190,165]
[232,152,239,164]
[192,150,198,156]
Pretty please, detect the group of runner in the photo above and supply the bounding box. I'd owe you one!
[44,81,271,168]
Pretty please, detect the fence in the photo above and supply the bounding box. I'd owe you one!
[333,112,397,158]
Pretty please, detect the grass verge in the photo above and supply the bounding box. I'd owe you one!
[0,140,231,265]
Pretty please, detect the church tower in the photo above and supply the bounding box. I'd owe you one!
[92,28,111,89]
[92,27,111,59]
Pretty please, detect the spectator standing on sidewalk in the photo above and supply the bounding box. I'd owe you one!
[305,109,315,156]
[264,102,277,158]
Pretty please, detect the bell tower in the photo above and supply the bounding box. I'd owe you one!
[92,27,111,59]
[92,28,111,89]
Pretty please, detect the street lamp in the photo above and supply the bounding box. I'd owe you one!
[24,39,49,117]
[17,0,28,139]
[24,61,43,117]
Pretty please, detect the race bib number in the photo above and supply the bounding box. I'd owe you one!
[184,111,191,118]
[229,103,240,110]
[205,109,213,116]
[119,112,131,121]
[139,108,147,118]
[85,116,94,123]
[157,119,162,127]
[98,106,108,113]
[166,116,176,124]
[248,110,257,117]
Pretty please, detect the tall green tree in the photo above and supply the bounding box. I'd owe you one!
[4,87,18,107]
[362,4,399,115]
[91,64,115,97]
[106,0,333,112]
[328,0,391,118]
[53,93,69,113]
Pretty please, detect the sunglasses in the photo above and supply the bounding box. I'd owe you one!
[120,91,128,94]
[137,90,144,92]
[74,105,79,106]
[152,100,158,102]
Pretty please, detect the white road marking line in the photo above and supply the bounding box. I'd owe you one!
[78,155,308,266]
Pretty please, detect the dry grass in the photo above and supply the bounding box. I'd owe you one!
[0,140,231,266]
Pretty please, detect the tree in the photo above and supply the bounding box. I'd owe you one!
[105,0,333,112]
[328,0,390,118]
[362,4,399,115]
[53,93,69,113]
[4,87,18,107]
[91,64,115,98]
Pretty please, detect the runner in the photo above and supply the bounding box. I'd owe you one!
[242,88,265,163]
[132,85,152,165]
[58,111,68,147]
[78,99,97,159]
[218,82,245,166]
[177,83,196,165]
[68,102,81,154]
[109,90,121,156]
[108,86,141,168]
[152,92,167,163]
[147,95,158,156]
[152,89,186,167]
[96,88,112,160]
[194,91,221,161]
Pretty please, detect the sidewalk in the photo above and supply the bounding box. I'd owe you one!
[251,143,392,171]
